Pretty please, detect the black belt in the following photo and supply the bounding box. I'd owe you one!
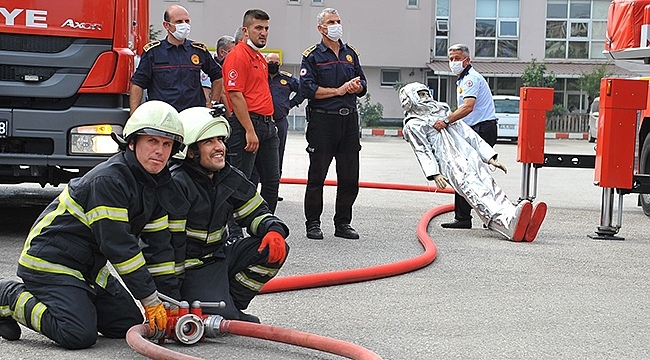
[249,112,274,122]
[311,107,357,116]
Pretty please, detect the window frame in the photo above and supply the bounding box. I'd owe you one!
[474,0,520,58]
[380,69,401,87]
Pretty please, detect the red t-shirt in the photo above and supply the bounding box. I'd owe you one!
[222,42,273,116]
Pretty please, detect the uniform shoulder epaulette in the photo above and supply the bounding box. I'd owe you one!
[347,43,360,56]
[191,41,208,52]
[143,40,161,52]
[280,70,293,77]
[302,44,317,57]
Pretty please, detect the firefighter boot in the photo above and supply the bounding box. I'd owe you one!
[0,278,21,341]
[524,202,548,242]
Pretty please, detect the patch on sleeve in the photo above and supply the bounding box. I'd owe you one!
[227,69,238,87]
[464,80,473,88]
[300,68,307,76]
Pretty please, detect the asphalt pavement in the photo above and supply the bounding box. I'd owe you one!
[0,132,648,360]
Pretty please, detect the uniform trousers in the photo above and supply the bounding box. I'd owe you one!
[1,275,142,349]
[304,110,361,226]
[454,119,498,221]
[179,235,287,319]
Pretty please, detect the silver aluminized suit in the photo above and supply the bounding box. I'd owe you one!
[400,83,525,239]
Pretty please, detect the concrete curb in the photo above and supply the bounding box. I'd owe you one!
[362,128,589,140]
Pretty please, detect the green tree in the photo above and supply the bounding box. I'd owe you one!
[579,64,612,103]
[149,25,162,41]
[357,94,384,127]
[522,58,557,87]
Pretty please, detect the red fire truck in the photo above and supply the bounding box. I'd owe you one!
[605,0,650,217]
[0,0,148,186]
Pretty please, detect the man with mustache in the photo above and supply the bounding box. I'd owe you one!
[0,101,186,348]
[145,106,289,323]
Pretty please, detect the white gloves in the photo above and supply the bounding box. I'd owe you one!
[488,158,508,174]
[432,174,449,189]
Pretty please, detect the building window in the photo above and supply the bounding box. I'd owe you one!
[408,0,419,7]
[433,0,450,59]
[287,0,300,4]
[381,69,401,86]
[545,0,609,59]
[475,0,520,58]
[311,0,323,5]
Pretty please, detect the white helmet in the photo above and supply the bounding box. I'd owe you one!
[399,82,445,116]
[120,100,184,153]
[175,106,231,160]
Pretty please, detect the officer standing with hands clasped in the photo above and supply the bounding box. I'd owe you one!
[300,8,367,240]
[130,5,223,113]
[0,101,187,349]
[266,52,304,199]
[436,43,499,230]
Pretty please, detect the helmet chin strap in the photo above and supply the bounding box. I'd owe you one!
[188,146,215,177]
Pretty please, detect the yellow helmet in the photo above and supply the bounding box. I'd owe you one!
[122,100,184,147]
[175,106,231,160]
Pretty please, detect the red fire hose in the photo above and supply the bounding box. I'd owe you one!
[127,179,454,359]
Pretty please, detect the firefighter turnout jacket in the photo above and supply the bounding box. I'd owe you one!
[17,150,188,301]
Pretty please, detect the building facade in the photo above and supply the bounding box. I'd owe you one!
[149,0,641,126]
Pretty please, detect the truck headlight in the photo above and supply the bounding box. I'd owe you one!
[70,125,122,155]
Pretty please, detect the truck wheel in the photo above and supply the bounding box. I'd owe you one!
[640,132,650,217]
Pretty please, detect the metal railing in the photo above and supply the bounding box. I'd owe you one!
[546,113,590,133]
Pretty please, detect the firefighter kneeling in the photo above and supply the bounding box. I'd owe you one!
[141,105,290,325]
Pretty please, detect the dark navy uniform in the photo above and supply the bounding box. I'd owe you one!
[269,70,303,175]
[131,39,222,112]
[158,160,289,320]
[299,40,367,228]
[0,149,187,349]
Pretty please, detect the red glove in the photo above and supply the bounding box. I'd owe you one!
[258,231,287,264]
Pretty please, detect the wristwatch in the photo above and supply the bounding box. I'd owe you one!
[443,117,450,125]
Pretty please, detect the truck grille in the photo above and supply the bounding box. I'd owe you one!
[0,65,57,82]
[0,34,75,53]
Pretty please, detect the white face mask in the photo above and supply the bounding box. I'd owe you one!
[449,60,465,75]
[170,23,190,41]
[325,24,343,41]
[246,38,266,51]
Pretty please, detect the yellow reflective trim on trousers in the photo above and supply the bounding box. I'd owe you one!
[13,291,33,325]
[249,213,271,235]
[234,272,264,292]
[18,253,85,282]
[147,261,175,276]
[0,305,12,317]
[31,301,47,332]
[95,265,111,289]
[169,219,186,232]
[248,265,279,277]
[233,193,264,220]
[142,215,169,233]
[113,252,146,275]
[85,205,128,226]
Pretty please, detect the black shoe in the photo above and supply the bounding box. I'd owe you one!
[441,219,472,229]
[238,310,260,324]
[334,224,359,239]
[306,221,323,239]
[0,279,20,341]
[277,196,284,202]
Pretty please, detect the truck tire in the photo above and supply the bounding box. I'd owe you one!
[640,132,650,217]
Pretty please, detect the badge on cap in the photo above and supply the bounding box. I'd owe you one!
[191,54,200,65]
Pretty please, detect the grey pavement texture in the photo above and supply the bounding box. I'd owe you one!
[0,132,648,359]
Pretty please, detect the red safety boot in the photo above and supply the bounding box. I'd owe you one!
[524,202,548,242]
